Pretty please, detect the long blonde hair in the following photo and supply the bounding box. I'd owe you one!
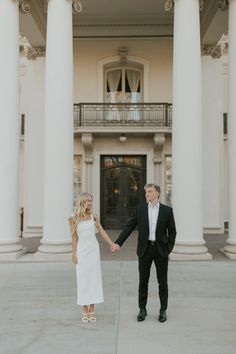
[68,192,93,238]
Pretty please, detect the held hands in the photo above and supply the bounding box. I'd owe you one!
[110,242,120,253]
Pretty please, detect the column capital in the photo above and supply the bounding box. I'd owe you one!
[26,46,46,60]
[19,0,31,14]
[153,133,165,164]
[81,133,94,164]
[165,0,204,12]
[43,0,83,14]
[217,0,229,10]
[201,44,223,59]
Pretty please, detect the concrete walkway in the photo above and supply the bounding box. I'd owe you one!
[0,260,235,354]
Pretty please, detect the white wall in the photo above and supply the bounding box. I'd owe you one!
[73,38,173,103]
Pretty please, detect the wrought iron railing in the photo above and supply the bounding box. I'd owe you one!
[73,103,172,127]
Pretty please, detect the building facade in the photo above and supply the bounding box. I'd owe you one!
[0,0,236,260]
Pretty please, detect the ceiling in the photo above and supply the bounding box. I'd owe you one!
[19,0,227,47]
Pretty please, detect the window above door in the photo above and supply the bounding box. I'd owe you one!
[105,66,143,103]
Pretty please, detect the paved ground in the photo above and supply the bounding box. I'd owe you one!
[1,232,234,354]
[20,231,229,261]
[0,260,235,354]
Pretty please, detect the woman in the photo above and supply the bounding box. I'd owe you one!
[68,192,116,323]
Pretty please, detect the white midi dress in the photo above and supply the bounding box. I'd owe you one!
[76,216,104,306]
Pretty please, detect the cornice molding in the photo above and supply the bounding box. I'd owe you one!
[73,22,173,38]
[73,23,173,29]
[19,0,31,14]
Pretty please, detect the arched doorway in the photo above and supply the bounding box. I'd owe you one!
[101,155,146,229]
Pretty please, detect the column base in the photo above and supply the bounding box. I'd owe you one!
[169,242,212,261]
[34,239,72,261]
[33,251,71,262]
[0,247,27,261]
[221,243,236,259]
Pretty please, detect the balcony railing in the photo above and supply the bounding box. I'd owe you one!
[73,103,172,128]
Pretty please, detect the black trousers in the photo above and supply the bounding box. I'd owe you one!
[138,243,168,310]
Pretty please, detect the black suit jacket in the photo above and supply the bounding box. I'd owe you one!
[115,202,177,258]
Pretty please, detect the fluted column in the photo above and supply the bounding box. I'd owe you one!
[0,0,26,260]
[223,0,236,259]
[170,0,212,260]
[35,0,74,259]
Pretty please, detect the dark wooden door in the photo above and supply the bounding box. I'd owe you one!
[101,156,146,229]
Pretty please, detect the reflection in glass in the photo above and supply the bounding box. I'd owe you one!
[101,155,146,229]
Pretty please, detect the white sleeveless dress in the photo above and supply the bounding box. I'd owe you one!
[76,216,104,306]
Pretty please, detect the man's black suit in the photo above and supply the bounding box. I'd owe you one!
[115,202,176,310]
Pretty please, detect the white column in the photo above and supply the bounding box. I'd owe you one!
[170,0,212,260]
[35,0,74,259]
[223,0,236,259]
[0,0,25,260]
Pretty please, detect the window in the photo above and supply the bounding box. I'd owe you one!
[105,66,142,104]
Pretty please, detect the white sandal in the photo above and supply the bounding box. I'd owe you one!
[82,312,89,323]
[89,312,96,323]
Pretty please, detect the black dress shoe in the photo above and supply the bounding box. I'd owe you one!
[137,308,147,322]
[158,309,167,323]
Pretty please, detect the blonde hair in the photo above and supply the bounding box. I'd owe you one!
[68,192,93,238]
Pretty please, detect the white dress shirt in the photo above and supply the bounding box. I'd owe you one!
[148,201,160,241]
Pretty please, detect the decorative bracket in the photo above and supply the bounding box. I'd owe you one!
[81,133,94,164]
[153,133,166,164]
[118,47,128,63]
[72,0,83,14]
[164,0,174,12]
[165,0,204,12]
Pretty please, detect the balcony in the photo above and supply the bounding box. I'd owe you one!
[73,103,172,134]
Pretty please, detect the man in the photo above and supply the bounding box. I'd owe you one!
[112,183,176,323]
